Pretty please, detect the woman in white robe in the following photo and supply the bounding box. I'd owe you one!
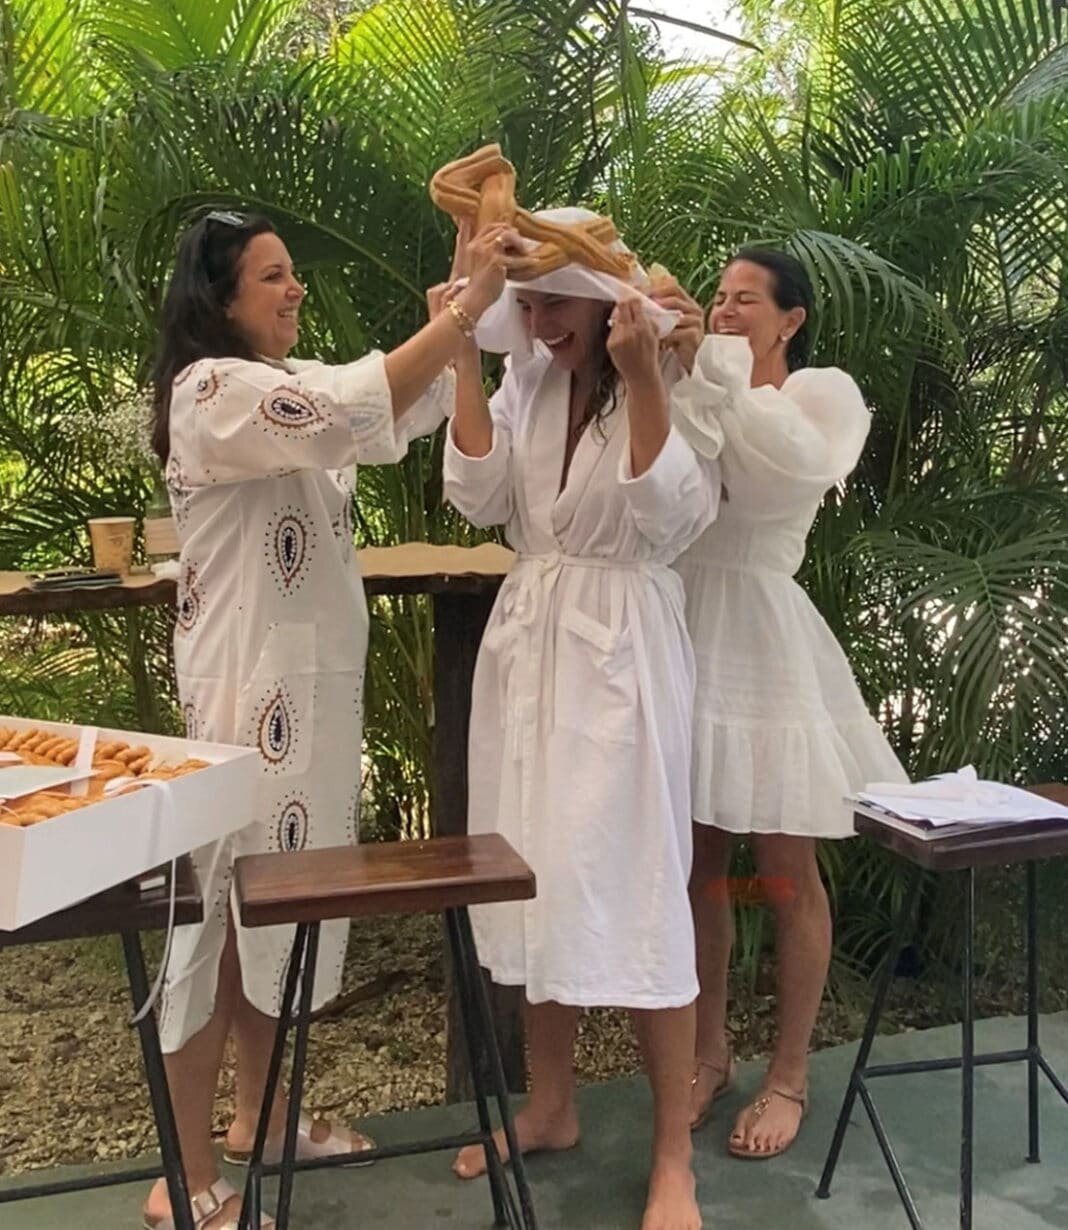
[144,210,511,1230]
[666,249,908,1160]
[442,208,720,1230]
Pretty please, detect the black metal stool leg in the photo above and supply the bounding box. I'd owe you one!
[240,923,310,1230]
[1038,1053,1068,1103]
[457,907,538,1230]
[960,868,975,1230]
[1026,861,1040,1164]
[855,1081,925,1229]
[816,871,923,1200]
[121,931,194,1230]
[275,922,320,1230]
[445,909,512,1227]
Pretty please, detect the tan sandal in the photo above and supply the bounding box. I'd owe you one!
[727,1084,808,1159]
[142,1176,274,1229]
[223,1111,376,1168]
[690,1051,736,1131]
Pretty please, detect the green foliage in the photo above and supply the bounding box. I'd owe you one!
[1,0,1066,988]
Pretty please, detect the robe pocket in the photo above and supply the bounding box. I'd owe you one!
[554,607,637,745]
[235,622,317,777]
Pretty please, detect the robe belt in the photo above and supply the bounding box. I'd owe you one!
[497,551,671,767]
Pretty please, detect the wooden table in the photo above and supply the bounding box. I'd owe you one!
[0,859,203,1230]
[0,544,524,1099]
[816,787,1068,1230]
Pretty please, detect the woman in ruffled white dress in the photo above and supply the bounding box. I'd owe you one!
[667,250,907,1160]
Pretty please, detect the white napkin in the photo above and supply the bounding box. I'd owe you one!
[854,767,1068,827]
[0,764,92,801]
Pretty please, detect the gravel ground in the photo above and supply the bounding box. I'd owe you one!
[1,911,1062,1179]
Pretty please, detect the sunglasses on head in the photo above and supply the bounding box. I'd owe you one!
[205,209,248,227]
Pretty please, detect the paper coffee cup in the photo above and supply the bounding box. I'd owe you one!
[88,517,135,574]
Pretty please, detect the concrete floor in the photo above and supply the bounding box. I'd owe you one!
[4,1013,1068,1229]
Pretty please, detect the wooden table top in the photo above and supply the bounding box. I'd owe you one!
[0,856,202,946]
[856,784,1068,871]
[235,833,536,928]
[0,543,514,616]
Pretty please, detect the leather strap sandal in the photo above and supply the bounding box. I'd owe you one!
[690,1051,736,1131]
[223,1112,375,1168]
[727,1084,808,1159]
[142,1176,274,1229]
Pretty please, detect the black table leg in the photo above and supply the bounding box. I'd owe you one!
[960,869,975,1230]
[456,907,538,1230]
[1026,861,1040,1164]
[275,922,320,1230]
[121,931,194,1230]
[817,871,923,1201]
[240,923,310,1230]
[445,908,511,1227]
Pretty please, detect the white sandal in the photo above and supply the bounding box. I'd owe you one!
[142,1176,274,1229]
[223,1111,376,1168]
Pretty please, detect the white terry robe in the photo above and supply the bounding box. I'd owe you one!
[671,334,908,839]
[159,352,451,1052]
[443,351,721,1008]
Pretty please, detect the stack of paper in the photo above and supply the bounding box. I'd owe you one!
[851,767,1068,830]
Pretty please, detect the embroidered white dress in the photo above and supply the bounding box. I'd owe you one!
[443,353,721,1008]
[158,353,451,1052]
[671,335,907,840]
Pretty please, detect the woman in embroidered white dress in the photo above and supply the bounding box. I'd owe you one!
[668,250,908,1159]
[441,208,720,1230]
[144,209,510,1230]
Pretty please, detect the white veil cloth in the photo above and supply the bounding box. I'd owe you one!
[473,206,680,356]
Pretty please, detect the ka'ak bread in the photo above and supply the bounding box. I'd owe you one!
[0,727,208,826]
[429,143,636,282]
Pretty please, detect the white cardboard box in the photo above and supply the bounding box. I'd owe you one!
[0,715,259,930]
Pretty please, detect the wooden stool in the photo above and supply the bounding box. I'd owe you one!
[817,785,1068,1229]
[233,833,538,1230]
[0,859,202,1230]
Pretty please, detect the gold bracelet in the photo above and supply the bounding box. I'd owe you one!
[446,299,476,339]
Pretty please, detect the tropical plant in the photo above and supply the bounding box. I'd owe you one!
[1,0,1065,986]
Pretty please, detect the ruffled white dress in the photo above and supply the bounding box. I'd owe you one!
[671,335,907,839]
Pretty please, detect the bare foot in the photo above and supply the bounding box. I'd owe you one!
[641,1158,701,1230]
[452,1104,579,1179]
[729,1084,806,1157]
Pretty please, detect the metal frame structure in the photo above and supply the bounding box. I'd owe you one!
[817,863,1068,1229]
[238,907,537,1230]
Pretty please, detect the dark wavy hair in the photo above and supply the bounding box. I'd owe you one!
[150,211,276,463]
[727,248,815,371]
[581,307,621,441]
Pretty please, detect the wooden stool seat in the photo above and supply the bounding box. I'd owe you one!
[854,784,1068,872]
[232,834,539,1230]
[235,833,535,928]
